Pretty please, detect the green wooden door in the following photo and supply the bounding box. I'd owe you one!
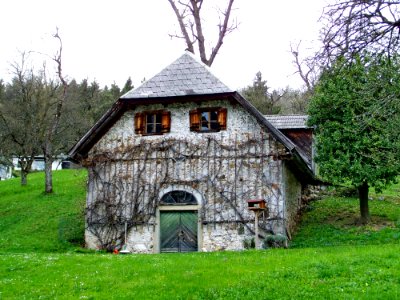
[160,211,198,253]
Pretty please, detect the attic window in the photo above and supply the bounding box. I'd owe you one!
[189,107,227,132]
[135,110,171,135]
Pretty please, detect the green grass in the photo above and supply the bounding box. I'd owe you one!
[0,170,87,253]
[1,246,399,299]
[291,184,400,248]
[0,171,399,299]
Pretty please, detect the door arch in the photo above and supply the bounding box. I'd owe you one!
[158,190,199,253]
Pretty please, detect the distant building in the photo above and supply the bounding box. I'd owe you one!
[12,156,64,172]
[0,162,12,180]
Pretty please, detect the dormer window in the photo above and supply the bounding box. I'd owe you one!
[135,110,171,135]
[189,107,227,132]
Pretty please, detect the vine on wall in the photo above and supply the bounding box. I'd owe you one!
[83,133,291,250]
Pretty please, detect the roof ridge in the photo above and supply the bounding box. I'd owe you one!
[264,114,308,117]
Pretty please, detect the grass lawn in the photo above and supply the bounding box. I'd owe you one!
[0,170,87,253]
[0,171,399,299]
[291,192,400,248]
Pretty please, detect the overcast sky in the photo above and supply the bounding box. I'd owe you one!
[1,0,327,91]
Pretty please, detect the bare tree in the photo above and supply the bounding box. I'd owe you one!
[320,0,400,63]
[42,28,68,194]
[290,42,319,94]
[167,0,237,66]
[0,53,43,185]
[285,42,320,114]
[275,86,315,115]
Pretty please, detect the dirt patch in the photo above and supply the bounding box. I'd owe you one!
[325,213,395,230]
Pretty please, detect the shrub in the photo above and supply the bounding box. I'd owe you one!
[263,234,288,248]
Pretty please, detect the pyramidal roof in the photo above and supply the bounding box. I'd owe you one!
[121,51,233,99]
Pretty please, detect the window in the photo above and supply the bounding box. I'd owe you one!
[160,190,197,205]
[135,110,171,135]
[189,107,227,132]
[146,112,162,134]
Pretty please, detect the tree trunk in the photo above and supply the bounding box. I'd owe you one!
[19,158,33,186]
[21,170,28,186]
[44,154,53,194]
[358,181,369,224]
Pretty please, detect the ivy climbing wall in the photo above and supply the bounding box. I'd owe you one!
[83,100,303,252]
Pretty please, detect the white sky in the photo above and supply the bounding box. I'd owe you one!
[0,0,327,91]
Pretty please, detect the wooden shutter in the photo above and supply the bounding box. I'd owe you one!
[134,112,145,134]
[161,111,171,133]
[217,108,227,130]
[189,109,200,132]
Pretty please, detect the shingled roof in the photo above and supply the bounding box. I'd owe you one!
[264,115,309,129]
[121,51,233,99]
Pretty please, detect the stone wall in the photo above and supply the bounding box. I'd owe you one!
[282,163,303,237]
[83,99,301,252]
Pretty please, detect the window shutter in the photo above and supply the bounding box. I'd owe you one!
[217,108,227,130]
[189,109,200,131]
[161,111,171,133]
[134,112,145,134]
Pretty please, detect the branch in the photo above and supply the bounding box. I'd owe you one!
[167,0,195,53]
[190,0,207,64]
[290,42,314,92]
[208,0,236,66]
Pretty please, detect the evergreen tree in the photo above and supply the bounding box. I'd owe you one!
[121,77,133,95]
[308,54,400,223]
[242,72,281,114]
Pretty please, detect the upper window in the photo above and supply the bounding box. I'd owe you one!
[135,110,171,135]
[189,107,227,132]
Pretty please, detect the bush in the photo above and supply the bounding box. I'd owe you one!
[263,234,288,248]
[58,214,85,245]
[243,238,255,249]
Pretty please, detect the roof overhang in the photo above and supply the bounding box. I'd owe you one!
[69,91,316,183]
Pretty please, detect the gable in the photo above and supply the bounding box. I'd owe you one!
[69,53,315,182]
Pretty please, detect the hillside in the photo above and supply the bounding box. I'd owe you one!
[0,170,87,253]
[0,171,399,299]
[1,170,399,252]
[291,183,400,248]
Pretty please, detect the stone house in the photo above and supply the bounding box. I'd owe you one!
[69,52,315,253]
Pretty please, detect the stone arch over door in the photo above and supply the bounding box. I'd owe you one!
[156,189,201,253]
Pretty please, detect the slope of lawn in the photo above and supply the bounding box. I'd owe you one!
[291,183,400,248]
[0,171,399,299]
[0,170,87,253]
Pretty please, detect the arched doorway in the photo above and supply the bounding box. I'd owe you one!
[159,191,198,253]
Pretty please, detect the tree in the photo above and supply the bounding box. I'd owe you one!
[167,0,237,66]
[242,72,283,115]
[42,29,68,194]
[284,42,318,114]
[0,30,68,191]
[278,88,310,115]
[0,54,43,185]
[121,77,133,95]
[290,42,319,94]
[320,0,400,63]
[308,54,400,224]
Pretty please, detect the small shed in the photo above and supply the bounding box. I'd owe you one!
[265,115,315,172]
